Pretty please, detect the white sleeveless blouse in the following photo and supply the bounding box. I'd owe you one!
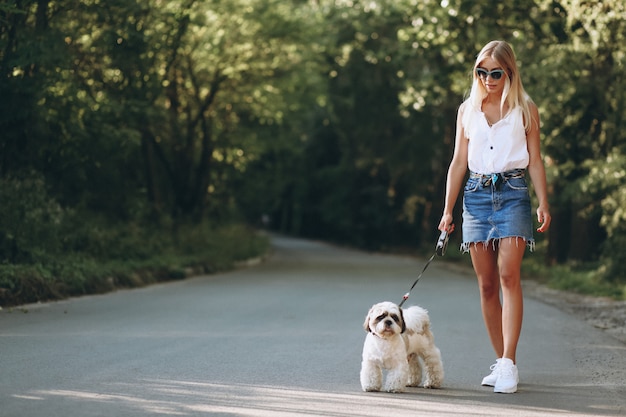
[461,104,529,175]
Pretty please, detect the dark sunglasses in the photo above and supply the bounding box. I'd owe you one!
[476,68,506,80]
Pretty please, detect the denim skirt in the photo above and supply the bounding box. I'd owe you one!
[461,171,534,252]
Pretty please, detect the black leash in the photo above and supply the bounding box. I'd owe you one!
[398,230,449,307]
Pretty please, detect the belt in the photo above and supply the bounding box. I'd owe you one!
[470,169,525,188]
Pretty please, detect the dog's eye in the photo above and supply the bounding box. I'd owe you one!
[376,313,387,321]
[390,314,400,323]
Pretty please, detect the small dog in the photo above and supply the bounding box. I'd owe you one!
[360,301,444,392]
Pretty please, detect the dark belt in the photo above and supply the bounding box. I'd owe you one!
[470,169,525,189]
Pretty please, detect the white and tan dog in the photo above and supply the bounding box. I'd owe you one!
[360,301,444,392]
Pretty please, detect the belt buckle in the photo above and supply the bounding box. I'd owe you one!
[483,173,503,189]
[492,173,500,189]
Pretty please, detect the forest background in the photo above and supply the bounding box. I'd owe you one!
[1,0,624,307]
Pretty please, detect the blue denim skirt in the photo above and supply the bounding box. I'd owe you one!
[461,170,534,252]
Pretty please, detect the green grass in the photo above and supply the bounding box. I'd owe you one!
[410,237,625,301]
[522,257,626,300]
[0,223,270,308]
[441,238,625,300]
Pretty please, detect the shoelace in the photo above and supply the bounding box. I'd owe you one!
[498,363,516,378]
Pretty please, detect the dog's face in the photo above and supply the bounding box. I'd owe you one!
[363,302,406,338]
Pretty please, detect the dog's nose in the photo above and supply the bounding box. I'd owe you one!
[385,320,393,327]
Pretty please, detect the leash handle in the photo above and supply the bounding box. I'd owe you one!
[436,230,449,256]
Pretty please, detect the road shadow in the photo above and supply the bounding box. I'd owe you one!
[7,378,624,417]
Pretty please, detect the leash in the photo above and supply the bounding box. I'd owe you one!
[398,230,449,307]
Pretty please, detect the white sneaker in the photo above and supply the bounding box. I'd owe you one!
[481,358,502,386]
[494,358,519,393]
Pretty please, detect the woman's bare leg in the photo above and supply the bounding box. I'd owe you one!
[470,243,503,358]
[497,238,526,363]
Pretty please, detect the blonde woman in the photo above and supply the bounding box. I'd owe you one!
[439,40,551,393]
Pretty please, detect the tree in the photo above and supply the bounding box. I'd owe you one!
[1,0,625,286]
[527,0,626,270]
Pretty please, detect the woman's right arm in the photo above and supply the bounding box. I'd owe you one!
[439,103,469,233]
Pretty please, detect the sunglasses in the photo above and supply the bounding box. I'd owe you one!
[476,68,506,80]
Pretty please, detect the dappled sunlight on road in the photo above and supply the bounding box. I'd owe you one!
[18,379,623,417]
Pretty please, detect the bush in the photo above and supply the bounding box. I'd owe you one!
[522,256,624,300]
[0,173,64,264]
[0,215,270,307]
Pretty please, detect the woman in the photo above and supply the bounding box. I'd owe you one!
[438,40,551,394]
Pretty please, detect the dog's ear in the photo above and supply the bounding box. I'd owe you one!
[363,308,373,332]
[399,308,406,334]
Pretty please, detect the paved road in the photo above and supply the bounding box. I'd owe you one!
[1,234,625,417]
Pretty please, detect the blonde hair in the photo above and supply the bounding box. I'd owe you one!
[466,40,534,132]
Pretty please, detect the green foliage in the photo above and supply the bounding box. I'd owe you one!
[584,150,626,283]
[525,0,626,268]
[0,222,269,307]
[0,173,64,263]
[0,0,625,303]
[523,256,625,300]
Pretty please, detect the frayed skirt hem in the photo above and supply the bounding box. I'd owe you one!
[461,237,535,254]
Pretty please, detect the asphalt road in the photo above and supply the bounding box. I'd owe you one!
[1,234,625,417]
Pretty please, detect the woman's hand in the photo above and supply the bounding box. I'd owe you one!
[438,214,455,234]
[536,205,551,233]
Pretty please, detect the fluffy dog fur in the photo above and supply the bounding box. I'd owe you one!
[360,301,444,392]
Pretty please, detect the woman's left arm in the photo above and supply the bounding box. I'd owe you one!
[526,103,551,233]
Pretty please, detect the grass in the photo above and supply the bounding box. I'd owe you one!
[522,257,626,300]
[0,223,270,308]
[410,236,625,301]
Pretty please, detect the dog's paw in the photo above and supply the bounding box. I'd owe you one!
[422,379,442,389]
[362,386,381,392]
[384,386,405,393]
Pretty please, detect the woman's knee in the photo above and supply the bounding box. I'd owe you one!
[499,269,521,290]
[477,275,500,299]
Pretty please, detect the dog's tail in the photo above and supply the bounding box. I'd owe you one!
[402,306,430,334]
